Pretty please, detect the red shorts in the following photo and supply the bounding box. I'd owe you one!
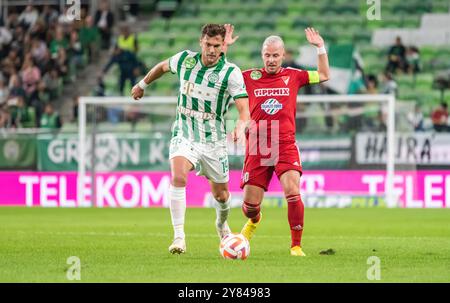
[240,142,303,191]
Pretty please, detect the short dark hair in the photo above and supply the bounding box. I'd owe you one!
[201,24,226,39]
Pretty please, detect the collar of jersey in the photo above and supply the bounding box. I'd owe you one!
[262,67,284,76]
[198,52,225,69]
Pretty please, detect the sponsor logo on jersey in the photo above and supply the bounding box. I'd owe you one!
[178,106,216,120]
[282,76,290,85]
[254,88,290,97]
[250,70,262,80]
[184,57,197,69]
[207,72,219,83]
[260,98,283,115]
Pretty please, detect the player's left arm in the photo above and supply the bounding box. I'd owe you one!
[305,27,330,83]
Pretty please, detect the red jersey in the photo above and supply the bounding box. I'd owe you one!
[242,67,316,144]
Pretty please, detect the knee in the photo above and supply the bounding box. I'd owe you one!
[171,174,188,187]
[284,185,300,198]
[213,190,229,203]
[242,201,261,218]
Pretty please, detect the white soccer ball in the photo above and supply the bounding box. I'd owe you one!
[219,233,250,260]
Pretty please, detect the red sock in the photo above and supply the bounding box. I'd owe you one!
[286,194,304,247]
[242,201,261,223]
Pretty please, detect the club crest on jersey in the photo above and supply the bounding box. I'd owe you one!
[282,76,290,85]
[261,98,283,115]
[184,57,197,69]
[250,70,262,80]
[208,72,219,83]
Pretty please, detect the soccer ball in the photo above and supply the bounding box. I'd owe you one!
[219,233,250,260]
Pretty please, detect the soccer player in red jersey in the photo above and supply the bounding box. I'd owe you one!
[224,25,330,256]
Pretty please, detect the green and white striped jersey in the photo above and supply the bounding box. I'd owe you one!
[169,50,248,143]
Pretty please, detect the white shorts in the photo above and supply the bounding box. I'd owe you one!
[169,136,229,183]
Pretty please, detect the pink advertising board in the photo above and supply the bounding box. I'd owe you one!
[0,170,449,208]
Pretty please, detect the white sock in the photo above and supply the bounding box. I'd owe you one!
[215,194,231,227]
[169,185,186,240]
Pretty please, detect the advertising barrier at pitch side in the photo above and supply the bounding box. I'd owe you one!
[0,170,448,208]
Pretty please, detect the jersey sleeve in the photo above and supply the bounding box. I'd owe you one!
[227,66,248,100]
[297,70,320,87]
[168,50,188,75]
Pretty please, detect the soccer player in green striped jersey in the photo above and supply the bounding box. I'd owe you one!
[131,24,250,254]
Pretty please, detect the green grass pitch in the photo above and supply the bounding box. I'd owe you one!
[0,207,449,282]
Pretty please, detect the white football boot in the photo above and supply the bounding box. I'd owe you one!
[168,237,186,254]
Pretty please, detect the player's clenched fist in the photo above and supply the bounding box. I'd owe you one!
[131,84,144,100]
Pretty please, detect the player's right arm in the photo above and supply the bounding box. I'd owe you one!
[305,27,330,82]
[131,59,170,100]
[223,24,239,55]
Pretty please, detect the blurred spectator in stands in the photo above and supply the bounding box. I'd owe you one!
[56,48,69,80]
[68,30,84,69]
[407,103,424,132]
[30,37,48,62]
[431,102,449,132]
[0,103,9,128]
[18,5,39,30]
[11,26,26,58]
[41,68,60,101]
[117,23,138,54]
[40,103,62,129]
[8,74,26,104]
[29,19,47,41]
[1,48,21,80]
[50,26,68,58]
[95,0,114,50]
[79,15,99,63]
[379,72,398,96]
[101,45,140,96]
[37,49,56,75]
[365,74,378,94]
[386,36,406,74]
[0,77,9,105]
[8,95,31,128]
[7,10,20,31]
[20,56,41,104]
[406,46,421,75]
[41,5,59,27]
[0,24,13,58]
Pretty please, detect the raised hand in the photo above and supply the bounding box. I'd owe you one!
[224,23,239,46]
[305,27,324,48]
[131,84,144,100]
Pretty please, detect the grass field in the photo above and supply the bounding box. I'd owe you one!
[0,207,449,282]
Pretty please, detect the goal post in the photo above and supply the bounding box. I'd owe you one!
[77,94,396,207]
